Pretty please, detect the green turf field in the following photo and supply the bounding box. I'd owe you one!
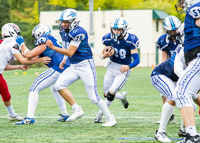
[0,68,199,143]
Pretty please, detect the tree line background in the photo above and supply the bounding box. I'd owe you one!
[0,0,185,48]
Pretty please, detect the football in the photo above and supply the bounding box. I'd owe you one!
[104,46,113,52]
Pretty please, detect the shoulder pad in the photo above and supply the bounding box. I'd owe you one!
[157,34,169,50]
[12,44,20,51]
[188,4,200,19]
[69,27,86,41]
[35,35,47,46]
[126,33,139,48]
[102,33,112,45]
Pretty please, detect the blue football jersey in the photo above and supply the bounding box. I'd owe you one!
[184,2,200,52]
[35,35,70,73]
[151,45,183,81]
[60,26,93,64]
[157,34,180,57]
[102,33,139,65]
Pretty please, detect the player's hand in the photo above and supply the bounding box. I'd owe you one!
[16,36,24,46]
[59,59,66,69]
[46,40,54,49]
[41,57,51,64]
[104,48,114,58]
[119,65,129,73]
[20,65,29,71]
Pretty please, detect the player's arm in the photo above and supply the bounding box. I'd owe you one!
[119,48,140,73]
[46,40,77,57]
[195,18,200,27]
[4,65,29,71]
[21,44,46,59]
[14,53,51,65]
[162,51,168,62]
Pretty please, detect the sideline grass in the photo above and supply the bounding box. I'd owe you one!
[0,68,199,143]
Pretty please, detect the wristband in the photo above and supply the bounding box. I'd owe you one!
[100,54,105,60]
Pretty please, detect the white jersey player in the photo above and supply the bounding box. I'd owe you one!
[0,23,51,122]
[94,17,140,123]
[46,9,117,127]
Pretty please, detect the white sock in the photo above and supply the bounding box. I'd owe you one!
[52,91,67,113]
[6,104,16,117]
[97,99,111,119]
[72,103,78,112]
[61,110,68,116]
[180,118,185,132]
[186,126,197,136]
[115,93,123,100]
[104,98,113,107]
[158,102,174,133]
[27,92,39,118]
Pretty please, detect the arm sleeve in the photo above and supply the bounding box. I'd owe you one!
[129,53,140,69]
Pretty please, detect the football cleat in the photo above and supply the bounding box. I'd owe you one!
[155,130,171,142]
[178,129,186,137]
[156,114,175,124]
[177,133,200,143]
[101,114,117,127]
[57,114,69,122]
[94,111,103,123]
[120,91,129,109]
[15,117,36,125]
[66,105,84,122]
[8,114,24,121]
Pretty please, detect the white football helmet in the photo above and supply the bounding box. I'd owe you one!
[2,23,21,39]
[110,17,128,41]
[163,16,181,41]
[58,9,80,32]
[32,24,51,40]
[177,23,185,44]
[175,0,200,13]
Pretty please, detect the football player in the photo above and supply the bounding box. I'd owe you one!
[94,17,140,123]
[174,0,200,142]
[0,23,51,122]
[156,15,182,124]
[15,24,76,125]
[46,9,117,127]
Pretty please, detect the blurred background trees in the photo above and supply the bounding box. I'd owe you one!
[0,0,184,48]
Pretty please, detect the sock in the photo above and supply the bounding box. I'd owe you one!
[97,99,111,119]
[158,102,174,133]
[52,90,67,113]
[6,104,16,117]
[115,93,123,100]
[180,118,185,132]
[61,110,68,116]
[72,103,78,113]
[186,126,197,136]
[27,92,39,118]
[104,98,113,107]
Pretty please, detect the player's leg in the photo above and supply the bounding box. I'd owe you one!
[16,68,66,125]
[174,58,200,142]
[108,70,131,109]
[151,74,176,142]
[0,74,23,121]
[80,59,116,127]
[55,66,83,122]
[94,68,114,123]
[50,84,69,121]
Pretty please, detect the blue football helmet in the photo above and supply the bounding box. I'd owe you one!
[110,17,128,41]
[58,9,80,32]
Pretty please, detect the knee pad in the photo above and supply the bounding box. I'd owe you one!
[107,92,115,101]
[1,92,11,101]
